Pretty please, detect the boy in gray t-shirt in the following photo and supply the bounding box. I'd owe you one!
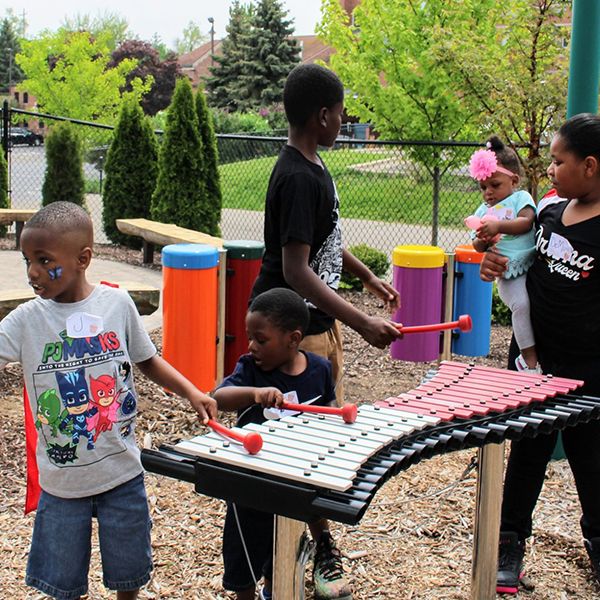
[0,201,216,600]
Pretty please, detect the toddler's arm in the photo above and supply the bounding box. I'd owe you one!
[136,355,217,423]
[213,386,284,411]
[478,206,535,240]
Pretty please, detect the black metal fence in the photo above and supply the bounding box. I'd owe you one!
[1,105,550,254]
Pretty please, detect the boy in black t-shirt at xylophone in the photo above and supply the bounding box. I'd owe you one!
[212,288,352,600]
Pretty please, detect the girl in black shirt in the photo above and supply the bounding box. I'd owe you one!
[480,113,600,593]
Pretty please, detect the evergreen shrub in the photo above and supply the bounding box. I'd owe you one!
[102,99,159,247]
[41,122,85,207]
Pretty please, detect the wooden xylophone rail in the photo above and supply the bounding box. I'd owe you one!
[141,392,600,525]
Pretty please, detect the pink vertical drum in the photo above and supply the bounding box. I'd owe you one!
[390,245,445,362]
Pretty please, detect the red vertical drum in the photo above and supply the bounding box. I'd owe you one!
[223,240,264,376]
[162,244,219,392]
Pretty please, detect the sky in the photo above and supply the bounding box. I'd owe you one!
[8,0,325,47]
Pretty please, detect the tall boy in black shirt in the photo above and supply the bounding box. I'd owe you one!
[251,63,401,403]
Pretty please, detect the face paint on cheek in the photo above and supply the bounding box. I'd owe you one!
[48,266,63,280]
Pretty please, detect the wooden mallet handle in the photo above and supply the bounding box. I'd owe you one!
[280,402,358,424]
[397,314,472,334]
[207,419,263,454]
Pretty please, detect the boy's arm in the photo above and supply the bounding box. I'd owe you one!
[342,249,400,311]
[282,241,401,349]
[136,355,217,424]
[213,386,284,411]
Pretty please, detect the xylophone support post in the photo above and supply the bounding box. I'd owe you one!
[471,442,505,600]
[273,515,306,597]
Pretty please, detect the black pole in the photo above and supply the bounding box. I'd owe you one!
[2,100,9,159]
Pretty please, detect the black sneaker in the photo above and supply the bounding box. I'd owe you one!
[497,531,525,594]
[313,531,352,600]
[584,538,600,583]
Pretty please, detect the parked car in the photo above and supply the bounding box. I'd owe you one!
[8,127,44,146]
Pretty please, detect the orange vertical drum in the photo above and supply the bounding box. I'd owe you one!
[162,244,219,392]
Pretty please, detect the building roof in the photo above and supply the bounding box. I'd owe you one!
[178,35,335,89]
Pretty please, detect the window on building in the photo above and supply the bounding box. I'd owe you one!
[23,92,29,103]
[14,91,19,102]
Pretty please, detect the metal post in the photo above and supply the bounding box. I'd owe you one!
[2,100,9,159]
[566,0,600,117]
[208,17,215,66]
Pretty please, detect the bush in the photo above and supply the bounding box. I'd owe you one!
[42,122,85,207]
[491,283,511,326]
[196,89,222,237]
[210,108,272,134]
[151,78,212,233]
[0,149,8,237]
[102,99,159,247]
[341,244,390,291]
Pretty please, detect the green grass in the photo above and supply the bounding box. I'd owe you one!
[218,148,482,226]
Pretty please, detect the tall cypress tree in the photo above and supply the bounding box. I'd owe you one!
[151,77,211,232]
[0,148,8,236]
[236,0,300,111]
[196,88,222,236]
[41,122,85,207]
[205,2,253,111]
[102,99,158,246]
[0,18,23,91]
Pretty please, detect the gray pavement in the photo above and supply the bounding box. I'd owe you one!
[1,250,164,331]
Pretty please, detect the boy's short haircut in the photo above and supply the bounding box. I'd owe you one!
[26,201,93,242]
[249,288,310,336]
[283,64,344,128]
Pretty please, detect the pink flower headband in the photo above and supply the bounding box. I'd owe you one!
[469,148,515,181]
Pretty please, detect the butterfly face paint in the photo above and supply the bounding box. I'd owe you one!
[48,266,63,280]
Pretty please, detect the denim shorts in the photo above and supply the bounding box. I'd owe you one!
[26,473,153,600]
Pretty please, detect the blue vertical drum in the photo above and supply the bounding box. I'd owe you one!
[452,244,493,357]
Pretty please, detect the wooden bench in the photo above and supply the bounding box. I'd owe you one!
[0,209,37,249]
[0,281,160,321]
[115,217,226,382]
[115,218,224,264]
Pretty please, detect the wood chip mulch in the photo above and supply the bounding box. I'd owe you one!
[1,246,599,599]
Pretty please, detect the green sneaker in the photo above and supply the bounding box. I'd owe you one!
[312,532,352,600]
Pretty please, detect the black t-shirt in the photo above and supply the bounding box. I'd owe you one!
[251,145,343,335]
[527,196,600,363]
[216,351,336,428]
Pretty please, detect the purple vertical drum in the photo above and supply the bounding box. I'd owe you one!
[390,245,445,362]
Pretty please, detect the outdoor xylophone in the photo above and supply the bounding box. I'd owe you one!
[141,361,599,526]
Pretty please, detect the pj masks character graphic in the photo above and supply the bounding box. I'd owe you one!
[87,374,121,442]
[57,368,97,450]
[35,389,71,437]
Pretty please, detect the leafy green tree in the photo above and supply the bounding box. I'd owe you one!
[0,17,24,90]
[174,20,208,55]
[436,0,570,198]
[151,78,215,234]
[61,11,131,50]
[0,147,8,236]
[42,122,85,207]
[102,99,159,247]
[196,89,222,235]
[17,30,152,122]
[318,0,481,243]
[109,40,180,116]
[205,1,253,111]
[236,0,300,110]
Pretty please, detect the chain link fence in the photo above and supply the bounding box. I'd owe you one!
[2,105,550,255]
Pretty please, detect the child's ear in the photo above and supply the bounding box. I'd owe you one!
[289,329,303,347]
[512,174,520,186]
[584,155,600,177]
[78,247,92,270]
[318,107,328,128]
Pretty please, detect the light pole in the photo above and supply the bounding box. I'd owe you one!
[7,48,13,91]
[208,17,215,66]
